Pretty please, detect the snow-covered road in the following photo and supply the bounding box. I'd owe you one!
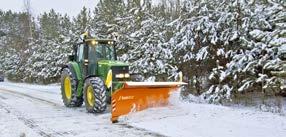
[0,82,163,137]
[1,81,286,137]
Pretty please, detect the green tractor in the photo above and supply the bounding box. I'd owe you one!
[61,33,186,122]
[61,33,128,113]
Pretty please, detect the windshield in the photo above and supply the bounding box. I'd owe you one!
[88,44,115,60]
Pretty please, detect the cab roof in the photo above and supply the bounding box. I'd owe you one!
[85,38,114,42]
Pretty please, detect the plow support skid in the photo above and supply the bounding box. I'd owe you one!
[111,82,186,122]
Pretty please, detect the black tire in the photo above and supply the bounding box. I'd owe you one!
[84,77,107,113]
[61,67,83,107]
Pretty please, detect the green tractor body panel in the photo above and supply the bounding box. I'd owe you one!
[97,60,128,95]
[98,60,129,66]
[69,61,84,96]
[97,60,128,80]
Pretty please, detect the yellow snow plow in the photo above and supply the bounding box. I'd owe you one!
[111,82,187,123]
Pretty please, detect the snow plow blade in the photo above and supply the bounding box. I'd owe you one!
[111,82,187,123]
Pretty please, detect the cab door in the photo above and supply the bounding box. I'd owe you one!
[76,44,88,77]
[88,46,97,76]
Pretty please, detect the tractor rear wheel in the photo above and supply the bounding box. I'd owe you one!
[84,77,107,113]
[61,67,83,107]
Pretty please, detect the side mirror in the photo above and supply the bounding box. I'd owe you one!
[68,55,75,61]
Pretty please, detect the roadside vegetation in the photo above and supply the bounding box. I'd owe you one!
[0,0,285,105]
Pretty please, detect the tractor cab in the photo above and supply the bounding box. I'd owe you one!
[71,38,116,63]
[84,39,116,61]
[70,34,129,78]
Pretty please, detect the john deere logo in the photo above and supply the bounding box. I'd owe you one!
[119,96,134,100]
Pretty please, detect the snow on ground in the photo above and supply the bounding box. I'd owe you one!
[1,80,286,137]
[121,92,286,137]
[0,103,39,137]
[0,81,160,137]
[0,81,61,104]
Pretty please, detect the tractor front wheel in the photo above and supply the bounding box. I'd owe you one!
[61,67,83,107]
[84,77,107,113]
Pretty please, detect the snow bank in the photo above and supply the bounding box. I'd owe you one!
[122,92,286,137]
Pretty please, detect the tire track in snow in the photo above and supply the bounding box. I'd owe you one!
[0,90,77,137]
[0,94,8,99]
[0,88,61,107]
[0,101,52,137]
[117,123,167,137]
[0,88,166,137]
[2,83,59,95]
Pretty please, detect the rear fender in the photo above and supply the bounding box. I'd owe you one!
[84,75,98,81]
[61,64,76,78]
[62,62,83,97]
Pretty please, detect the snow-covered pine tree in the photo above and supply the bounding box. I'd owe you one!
[203,0,286,102]
[115,0,176,81]
[169,0,230,95]
[72,7,92,38]
[92,0,126,38]
[22,9,74,83]
[0,10,37,82]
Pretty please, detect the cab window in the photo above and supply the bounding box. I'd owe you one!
[77,44,84,62]
[88,44,115,60]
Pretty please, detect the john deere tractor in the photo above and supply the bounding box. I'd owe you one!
[61,33,129,113]
[61,33,186,122]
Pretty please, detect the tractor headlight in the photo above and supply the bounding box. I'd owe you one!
[115,74,125,78]
[124,73,130,78]
[108,41,114,45]
[115,73,130,78]
[91,40,98,45]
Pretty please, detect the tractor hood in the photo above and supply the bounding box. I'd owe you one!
[97,60,129,82]
[97,60,129,67]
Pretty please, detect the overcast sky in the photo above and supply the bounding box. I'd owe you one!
[0,0,99,17]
